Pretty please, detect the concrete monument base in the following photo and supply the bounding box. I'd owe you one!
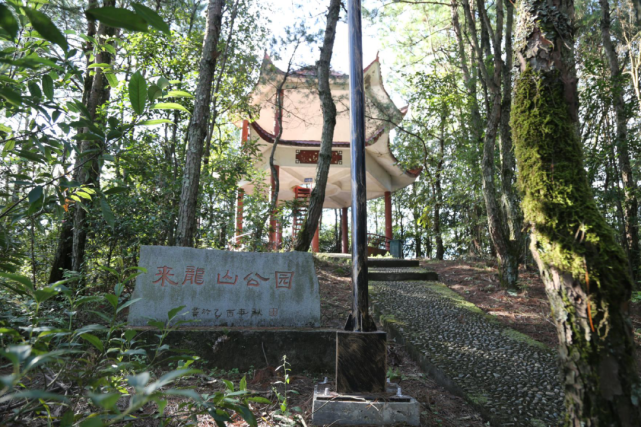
[311,383,420,426]
[133,327,335,373]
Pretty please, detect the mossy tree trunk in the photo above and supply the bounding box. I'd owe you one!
[512,0,641,424]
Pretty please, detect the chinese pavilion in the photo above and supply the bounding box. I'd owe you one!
[234,54,420,253]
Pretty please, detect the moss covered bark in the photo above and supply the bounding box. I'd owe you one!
[512,67,641,426]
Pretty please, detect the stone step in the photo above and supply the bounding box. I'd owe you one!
[367,258,420,268]
[369,281,564,426]
[368,267,438,282]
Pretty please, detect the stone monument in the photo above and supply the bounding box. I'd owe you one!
[128,245,321,328]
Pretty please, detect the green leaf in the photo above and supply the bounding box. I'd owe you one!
[239,376,247,391]
[103,43,116,55]
[73,132,104,141]
[0,272,34,292]
[17,150,44,163]
[87,63,112,69]
[146,369,201,393]
[124,330,137,341]
[128,71,147,115]
[104,293,118,309]
[0,328,20,337]
[90,392,120,410]
[163,90,193,98]
[27,81,42,98]
[34,288,58,303]
[147,84,162,102]
[28,186,44,204]
[138,118,172,126]
[167,305,186,321]
[104,73,118,88]
[79,417,103,427]
[75,191,92,200]
[24,8,68,51]
[248,396,271,404]
[60,410,74,427]
[152,102,189,114]
[80,333,104,352]
[131,2,170,34]
[42,75,54,100]
[0,86,22,106]
[157,76,170,89]
[116,298,141,313]
[100,198,116,227]
[127,372,150,389]
[86,7,149,33]
[237,404,257,427]
[0,4,19,41]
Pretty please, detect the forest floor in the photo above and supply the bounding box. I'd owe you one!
[9,258,640,426]
[158,259,488,427]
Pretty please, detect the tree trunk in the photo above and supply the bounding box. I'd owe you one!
[175,0,224,247]
[294,0,341,252]
[434,130,444,260]
[600,0,639,282]
[70,0,116,273]
[461,0,519,288]
[48,0,101,283]
[512,0,641,424]
[499,0,523,260]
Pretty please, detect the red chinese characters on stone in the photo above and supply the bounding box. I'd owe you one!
[153,266,177,287]
[269,308,278,317]
[183,266,205,285]
[217,270,238,285]
[243,273,269,287]
[275,271,294,289]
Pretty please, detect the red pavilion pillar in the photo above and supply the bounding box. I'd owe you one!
[384,191,392,251]
[241,119,249,145]
[341,207,349,254]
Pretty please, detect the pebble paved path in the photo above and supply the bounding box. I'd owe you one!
[370,279,564,427]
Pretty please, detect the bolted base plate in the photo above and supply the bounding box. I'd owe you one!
[311,389,420,426]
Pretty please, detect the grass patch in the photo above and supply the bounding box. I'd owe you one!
[502,328,549,351]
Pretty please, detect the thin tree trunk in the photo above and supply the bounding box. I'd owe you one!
[49,0,100,283]
[499,0,523,259]
[512,0,641,424]
[600,0,639,281]
[70,0,116,273]
[461,0,519,288]
[435,123,444,260]
[294,0,341,252]
[175,0,225,247]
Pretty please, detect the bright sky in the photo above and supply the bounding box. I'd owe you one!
[264,0,382,76]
